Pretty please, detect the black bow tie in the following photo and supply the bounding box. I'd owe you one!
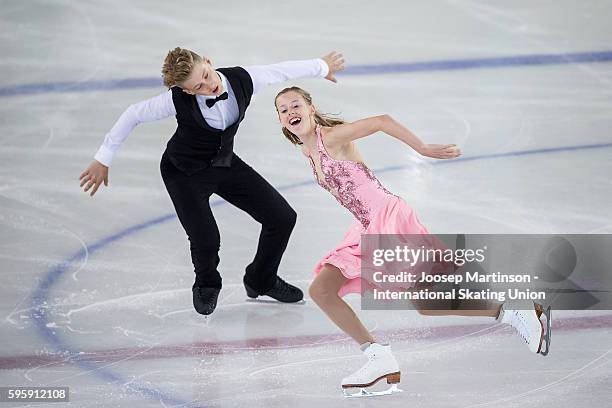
[205,92,228,108]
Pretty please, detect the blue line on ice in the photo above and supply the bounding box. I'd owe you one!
[3,50,612,96]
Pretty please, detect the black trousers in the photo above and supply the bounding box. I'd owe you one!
[160,151,296,293]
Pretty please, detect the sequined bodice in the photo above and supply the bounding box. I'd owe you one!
[308,125,395,229]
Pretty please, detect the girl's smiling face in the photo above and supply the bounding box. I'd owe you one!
[275,91,316,137]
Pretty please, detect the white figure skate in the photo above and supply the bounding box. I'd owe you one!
[341,343,403,398]
[499,302,551,355]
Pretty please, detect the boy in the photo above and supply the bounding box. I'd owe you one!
[79,48,345,315]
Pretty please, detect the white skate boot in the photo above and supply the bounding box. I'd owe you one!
[498,302,551,355]
[341,343,402,398]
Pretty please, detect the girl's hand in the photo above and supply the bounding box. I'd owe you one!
[79,160,109,196]
[419,144,461,159]
[321,51,345,83]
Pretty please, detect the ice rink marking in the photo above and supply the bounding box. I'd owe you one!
[2,50,612,97]
[17,46,612,404]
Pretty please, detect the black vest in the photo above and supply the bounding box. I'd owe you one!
[166,67,253,175]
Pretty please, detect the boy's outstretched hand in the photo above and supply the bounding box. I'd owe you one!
[322,51,345,83]
[79,160,109,197]
[419,144,462,159]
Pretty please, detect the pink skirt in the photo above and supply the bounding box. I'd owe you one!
[314,195,431,297]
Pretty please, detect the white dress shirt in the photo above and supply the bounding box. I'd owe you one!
[94,58,329,166]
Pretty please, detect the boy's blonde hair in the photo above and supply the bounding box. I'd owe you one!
[161,47,202,88]
[274,86,345,145]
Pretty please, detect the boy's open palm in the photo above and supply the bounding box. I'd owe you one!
[322,51,345,83]
[79,160,109,197]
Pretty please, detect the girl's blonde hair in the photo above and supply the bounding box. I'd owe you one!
[274,87,345,145]
[161,47,202,88]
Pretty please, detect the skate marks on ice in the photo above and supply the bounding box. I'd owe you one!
[464,346,612,408]
[244,313,612,404]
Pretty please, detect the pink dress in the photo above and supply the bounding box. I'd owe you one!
[309,125,431,297]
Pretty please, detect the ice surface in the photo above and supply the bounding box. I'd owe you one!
[1,1,611,407]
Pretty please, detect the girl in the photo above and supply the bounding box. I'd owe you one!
[274,87,550,397]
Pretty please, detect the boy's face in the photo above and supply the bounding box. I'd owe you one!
[181,58,224,96]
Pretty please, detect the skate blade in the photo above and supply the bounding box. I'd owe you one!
[245,298,306,305]
[343,384,403,398]
[539,306,552,356]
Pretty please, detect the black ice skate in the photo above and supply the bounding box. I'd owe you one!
[192,286,220,315]
[244,276,304,303]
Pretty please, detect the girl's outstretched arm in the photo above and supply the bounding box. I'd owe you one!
[326,114,461,159]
